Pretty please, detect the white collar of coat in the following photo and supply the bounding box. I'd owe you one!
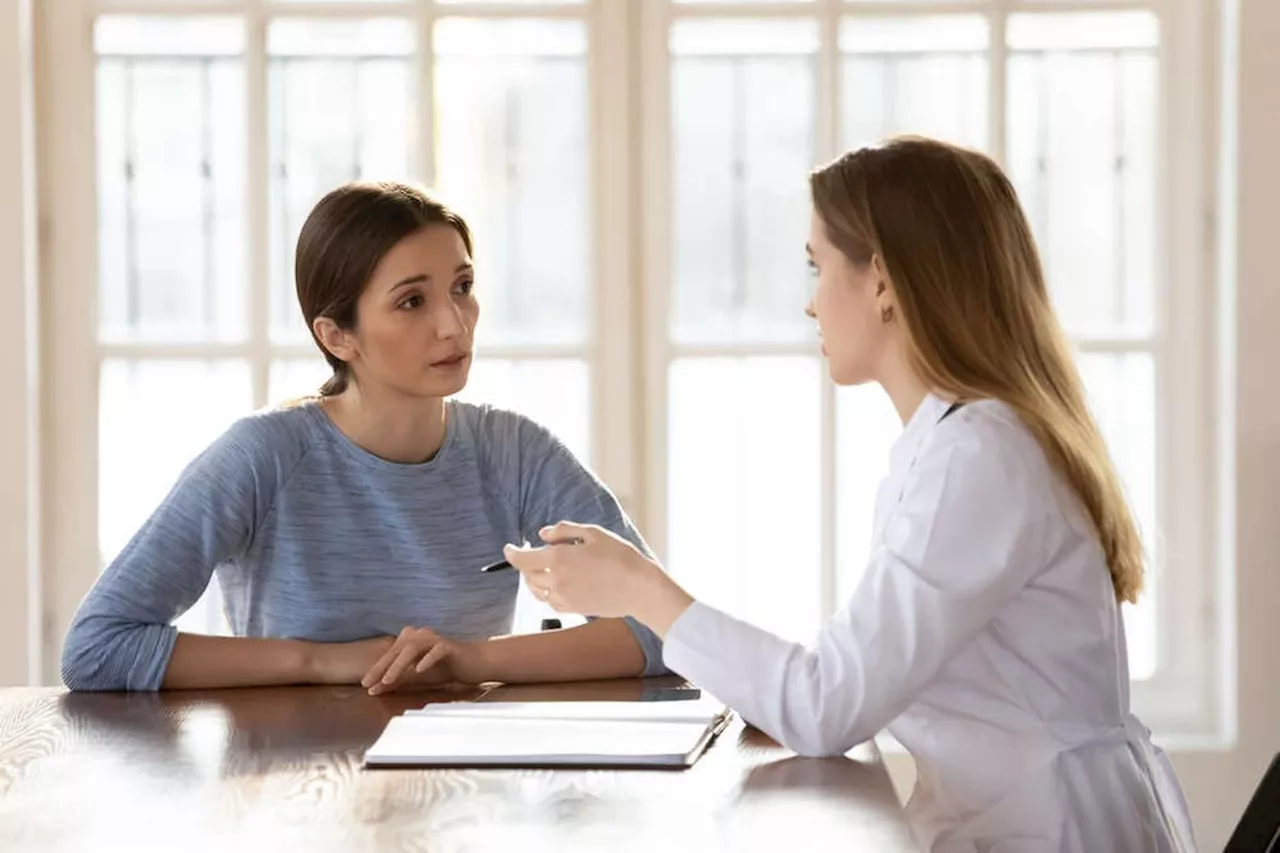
[888,391,957,472]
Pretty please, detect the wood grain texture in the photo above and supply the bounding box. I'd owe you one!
[0,680,916,853]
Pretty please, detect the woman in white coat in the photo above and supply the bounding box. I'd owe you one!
[506,138,1197,852]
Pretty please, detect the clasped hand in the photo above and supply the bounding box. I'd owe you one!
[354,626,478,696]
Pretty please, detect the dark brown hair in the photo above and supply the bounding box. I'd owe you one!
[295,181,474,396]
[810,137,1143,603]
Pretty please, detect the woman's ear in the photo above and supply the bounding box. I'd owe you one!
[312,317,356,365]
[870,254,898,322]
[871,254,895,297]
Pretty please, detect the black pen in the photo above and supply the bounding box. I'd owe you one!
[479,538,583,572]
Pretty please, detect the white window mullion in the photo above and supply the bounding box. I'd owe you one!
[257,2,408,15]
[1073,338,1161,354]
[100,343,253,360]
[818,0,840,620]
[417,1,437,187]
[266,342,593,362]
[92,1,255,15]
[591,0,640,517]
[247,3,270,410]
[1008,0,1153,11]
[1150,0,1180,707]
[819,360,838,619]
[818,0,839,159]
[1137,0,1217,738]
[640,0,672,556]
[668,2,832,19]
[990,1,1008,166]
[669,340,820,359]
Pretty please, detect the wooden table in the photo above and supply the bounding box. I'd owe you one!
[0,679,917,852]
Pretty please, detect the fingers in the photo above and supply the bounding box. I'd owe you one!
[513,565,573,614]
[414,642,450,674]
[363,627,439,693]
[374,643,427,693]
[537,521,600,545]
[544,589,570,614]
[502,522,599,575]
[362,639,404,689]
[502,524,608,610]
[502,542,553,575]
[501,556,556,607]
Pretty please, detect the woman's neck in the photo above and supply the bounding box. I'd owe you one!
[321,384,448,464]
[878,351,932,426]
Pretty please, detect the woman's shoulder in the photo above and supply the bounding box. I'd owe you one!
[449,400,562,450]
[214,399,323,471]
[448,400,592,492]
[923,397,1055,487]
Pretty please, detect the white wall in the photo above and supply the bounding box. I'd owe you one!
[0,0,39,687]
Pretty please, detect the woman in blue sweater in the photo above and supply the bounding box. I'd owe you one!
[61,181,665,692]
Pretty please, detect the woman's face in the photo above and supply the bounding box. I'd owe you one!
[326,224,480,399]
[804,209,896,387]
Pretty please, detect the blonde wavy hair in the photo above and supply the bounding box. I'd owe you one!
[810,136,1144,603]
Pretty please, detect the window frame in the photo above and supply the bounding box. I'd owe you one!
[38,0,1224,742]
[39,0,638,664]
[637,0,1222,742]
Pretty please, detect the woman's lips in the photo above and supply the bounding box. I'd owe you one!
[431,353,470,369]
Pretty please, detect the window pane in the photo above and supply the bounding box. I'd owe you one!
[1077,352,1157,680]
[95,16,244,56]
[96,17,246,344]
[268,357,332,406]
[268,19,416,344]
[454,357,591,467]
[1006,12,1158,339]
[99,360,252,636]
[1007,11,1158,51]
[434,19,590,347]
[668,357,821,642]
[670,20,817,345]
[835,384,901,604]
[841,15,989,151]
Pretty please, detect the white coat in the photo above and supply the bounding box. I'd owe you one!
[662,393,1197,852]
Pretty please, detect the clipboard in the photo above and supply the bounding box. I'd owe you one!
[364,697,732,770]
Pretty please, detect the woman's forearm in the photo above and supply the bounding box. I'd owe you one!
[468,618,645,684]
[161,634,313,689]
[161,633,392,690]
[626,571,697,638]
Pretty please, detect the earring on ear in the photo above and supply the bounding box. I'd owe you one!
[881,305,894,323]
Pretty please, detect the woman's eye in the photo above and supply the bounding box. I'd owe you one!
[807,259,818,276]
[398,294,424,310]
[455,279,474,296]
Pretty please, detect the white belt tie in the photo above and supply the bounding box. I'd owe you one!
[1098,714,1194,853]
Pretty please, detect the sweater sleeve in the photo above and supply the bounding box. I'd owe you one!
[60,421,284,691]
[513,415,670,677]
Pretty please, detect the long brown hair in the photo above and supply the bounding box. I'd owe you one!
[295,181,474,396]
[810,136,1143,603]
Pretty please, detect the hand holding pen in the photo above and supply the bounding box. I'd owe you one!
[497,523,695,637]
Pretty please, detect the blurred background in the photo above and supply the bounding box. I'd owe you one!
[3,1,1277,847]
[50,0,1171,655]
